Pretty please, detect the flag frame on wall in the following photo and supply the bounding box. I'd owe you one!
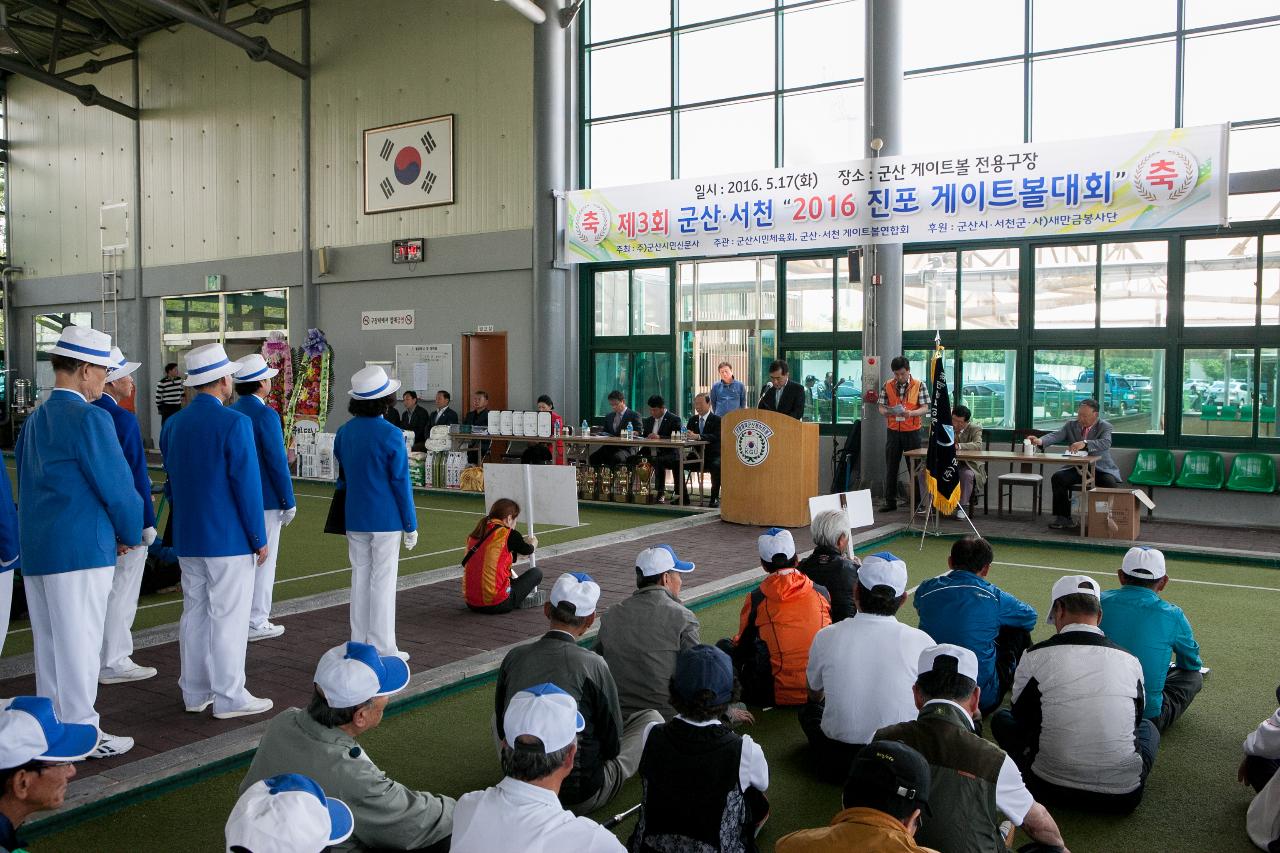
[362,114,456,215]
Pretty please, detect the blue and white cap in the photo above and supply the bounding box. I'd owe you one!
[225,773,354,853]
[758,527,797,565]
[503,683,585,753]
[0,696,99,769]
[636,544,695,577]
[348,364,401,400]
[48,325,115,368]
[105,347,141,384]
[233,353,279,383]
[550,572,600,617]
[313,641,411,709]
[859,551,908,597]
[183,342,241,387]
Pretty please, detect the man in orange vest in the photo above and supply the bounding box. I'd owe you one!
[878,356,929,512]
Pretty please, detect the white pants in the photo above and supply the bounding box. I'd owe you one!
[100,545,149,675]
[178,555,255,714]
[25,567,113,728]
[0,570,13,659]
[347,531,401,656]
[250,509,284,629]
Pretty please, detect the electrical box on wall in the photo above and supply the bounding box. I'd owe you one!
[862,354,881,403]
[392,238,425,264]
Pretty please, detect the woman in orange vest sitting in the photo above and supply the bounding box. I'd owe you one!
[463,498,545,614]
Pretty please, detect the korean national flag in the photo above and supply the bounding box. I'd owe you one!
[363,115,455,214]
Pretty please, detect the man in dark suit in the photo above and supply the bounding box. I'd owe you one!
[687,392,722,507]
[399,391,429,449]
[758,359,806,420]
[427,390,459,431]
[639,394,683,502]
[463,389,492,462]
[588,389,643,469]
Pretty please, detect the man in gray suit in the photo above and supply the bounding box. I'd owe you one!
[1031,398,1121,531]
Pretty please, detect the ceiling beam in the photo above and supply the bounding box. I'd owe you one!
[0,53,138,119]
[133,0,308,79]
[55,50,136,78]
[18,0,135,47]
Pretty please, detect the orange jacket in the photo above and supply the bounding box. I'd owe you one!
[463,520,513,607]
[883,377,923,432]
[733,569,831,706]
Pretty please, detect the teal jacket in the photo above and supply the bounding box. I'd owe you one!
[1100,584,1201,719]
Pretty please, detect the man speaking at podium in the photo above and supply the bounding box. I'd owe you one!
[758,360,806,420]
[878,356,929,513]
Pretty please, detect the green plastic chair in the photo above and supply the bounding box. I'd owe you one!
[1225,453,1277,493]
[1176,451,1226,490]
[1199,403,1221,420]
[1128,449,1176,516]
[1221,405,1240,422]
[1239,406,1254,423]
[1263,406,1277,438]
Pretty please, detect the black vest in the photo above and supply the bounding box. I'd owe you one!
[629,718,755,853]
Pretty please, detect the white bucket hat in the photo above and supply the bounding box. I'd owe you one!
[233,353,279,383]
[48,326,115,368]
[348,365,401,400]
[183,343,241,387]
[105,347,141,384]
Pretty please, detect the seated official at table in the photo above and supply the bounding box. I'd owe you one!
[639,395,683,502]
[520,395,565,465]
[757,359,806,420]
[916,404,983,518]
[588,390,643,469]
[400,391,429,449]
[1029,398,1121,532]
[687,393,721,507]
[463,390,492,463]
[428,390,459,430]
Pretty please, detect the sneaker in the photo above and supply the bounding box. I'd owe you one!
[248,622,286,642]
[519,589,548,609]
[1047,516,1071,530]
[212,696,274,720]
[955,508,968,520]
[89,732,135,759]
[185,698,213,713]
[99,660,158,684]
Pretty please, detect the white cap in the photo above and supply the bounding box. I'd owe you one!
[550,572,600,617]
[233,353,279,383]
[104,347,141,384]
[313,642,410,709]
[636,545,695,577]
[48,326,115,367]
[758,527,796,564]
[225,773,354,853]
[1047,574,1103,623]
[1121,546,1166,581]
[917,644,979,682]
[183,343,241,387]
[503,683,585,753]
[0,696,99,769]
[859,551,908,597]
[348,365,401,399]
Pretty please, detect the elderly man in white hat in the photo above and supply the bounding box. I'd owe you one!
[92,347,160,686]
[225,772,354,853]
[231,354,297,643]
[161,342,272,720]
[15,325,143,759]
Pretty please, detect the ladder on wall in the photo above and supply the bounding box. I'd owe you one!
[99,202,129,342]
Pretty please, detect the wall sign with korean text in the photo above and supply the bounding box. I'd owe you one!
[361,310,415,331]
[564,125,1228,263]
[363,115,455,215]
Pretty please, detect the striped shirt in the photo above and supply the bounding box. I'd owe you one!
[155,376,185,408]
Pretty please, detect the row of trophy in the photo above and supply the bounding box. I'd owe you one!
[576,459,659,503]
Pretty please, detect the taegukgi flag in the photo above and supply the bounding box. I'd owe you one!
[363,115,455,214]
[924,342,962,515]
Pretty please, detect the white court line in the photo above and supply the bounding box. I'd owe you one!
[293,491,481,515]
[3,521,588,638]
[994,560,1280,593]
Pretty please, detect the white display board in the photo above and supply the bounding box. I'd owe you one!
[395,344,452,394]
[483,464,581,529]
[808,489,875,530]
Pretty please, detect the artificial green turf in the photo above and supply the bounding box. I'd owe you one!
[2,467,689,658]
[26,533,1276,852]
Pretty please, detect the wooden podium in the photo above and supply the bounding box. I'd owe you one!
[720,408,819,527]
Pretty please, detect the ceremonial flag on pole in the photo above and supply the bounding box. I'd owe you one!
[924,337,962,515]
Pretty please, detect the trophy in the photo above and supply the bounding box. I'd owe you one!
[634,458,654,504]
[613,464,631,502]
[597,465,612,502]
[576,464,590,500]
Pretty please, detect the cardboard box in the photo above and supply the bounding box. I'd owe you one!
[1086,487,1155,540]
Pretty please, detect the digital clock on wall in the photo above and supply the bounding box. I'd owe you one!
[392,238,425,264]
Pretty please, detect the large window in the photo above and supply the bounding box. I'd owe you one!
[593,267,671,336]
[960,350,1017,428]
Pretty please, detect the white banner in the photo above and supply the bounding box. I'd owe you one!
[361,310,415,331]
[564,125,1228,263]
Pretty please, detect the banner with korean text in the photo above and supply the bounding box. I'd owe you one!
[564,125,1227,263]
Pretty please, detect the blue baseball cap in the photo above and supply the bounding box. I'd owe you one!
[0,696,99,768]
[226,773,354,851]
[672,644,734,705]
[314,641,411,709]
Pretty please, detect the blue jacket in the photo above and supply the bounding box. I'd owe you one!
[334,415,416,534]
[161,393,266,557]
[231,394,296,512]
[15,389,142,574]
[0,465,18,573]
[914,570,1038,707]
[92,394,157,529]
[1100,585,1202,720]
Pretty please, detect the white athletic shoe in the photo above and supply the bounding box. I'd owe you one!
[185,698,214,713]
[89,733,135,759]
[213,696,274,720]
[99,660,159,684]
[248,622,286,642]
[955,508,968,520]
[519,589,548,609]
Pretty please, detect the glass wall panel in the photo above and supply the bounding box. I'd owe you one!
[1100,349,1165,432]
[633,350,673,412]
[1183,24,1280,126]
[904,63,1024,151]
[1185,0,1280,28]
[592,352,628,417]
[1260,348,1278,438]
[1181,348,1256,437]
[783,1,863,88]
[1099,241,1168,327]
[785,258,834,333]
[163,295,220,335]
[1184,236,1258,327]
[225,290,288,333]
[785,348,834,422]
[1227,125,1280,174]
[904,349,956,402]
[1032,42,1174,143]
[783,86,863,168]
[835,349,864,424]
[632,267,671,335]
[836,254,863,331]
[960,350,1017,428]
[1229,191,1280,223]
[1034,245,1096,328]
[1032,349,1094,429]
[594,270,629,336]
[960,247,1019,330]
[903,0,1024,69]
[679,98,774,178]
[34,311,93,399]
[904,251,957,331]
[1032,0,1174,51]
[679,0,771,26]
[588,0,669,43]
[590,115,671,187]
[1265,235,1280,326]
[588,37,670,118]
[678,17,774,104]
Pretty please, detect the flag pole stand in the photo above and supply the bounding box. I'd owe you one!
[917,500,942,549]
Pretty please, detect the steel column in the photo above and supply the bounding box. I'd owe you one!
[300,0,315,329]
[131,56,150,442]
